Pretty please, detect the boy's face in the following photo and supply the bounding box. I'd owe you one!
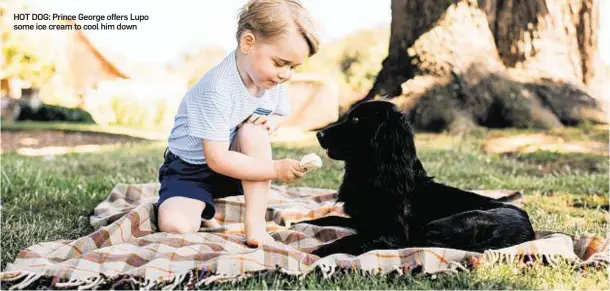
[244,29,309,89]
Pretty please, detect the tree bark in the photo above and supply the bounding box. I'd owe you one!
[364,0,607,132]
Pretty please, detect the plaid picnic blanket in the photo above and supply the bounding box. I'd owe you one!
[1,183,608,290]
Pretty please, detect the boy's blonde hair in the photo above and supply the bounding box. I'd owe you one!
[236,0,320,56]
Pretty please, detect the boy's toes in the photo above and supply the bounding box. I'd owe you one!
[246,237,261,248]
[246,233,276,248]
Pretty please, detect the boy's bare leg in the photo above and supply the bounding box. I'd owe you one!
[232,123,275,247]
[158,197,206,234]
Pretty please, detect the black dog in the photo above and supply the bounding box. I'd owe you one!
[301,100,535,257]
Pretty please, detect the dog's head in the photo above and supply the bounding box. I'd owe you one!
[317,100,428,190]
[317,100,415,161]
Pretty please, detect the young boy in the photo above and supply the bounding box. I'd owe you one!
[157,0,320,247]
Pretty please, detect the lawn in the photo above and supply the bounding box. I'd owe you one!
[1,124,608,289]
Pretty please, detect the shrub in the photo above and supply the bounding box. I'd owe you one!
[17,100,94,123]
[83,79,185,130]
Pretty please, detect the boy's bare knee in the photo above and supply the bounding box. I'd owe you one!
[158,214,200,234]
[157,197,205,234]
[237,123,269,139]
[235,123,271,157]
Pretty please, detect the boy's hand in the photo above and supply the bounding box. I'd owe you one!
[273,159,306,183]
[241,114,283,134]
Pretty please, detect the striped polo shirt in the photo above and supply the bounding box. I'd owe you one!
[167,50,290,164]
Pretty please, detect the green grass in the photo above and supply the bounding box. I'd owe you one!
[1,125,608,289]
[1,121,167,141]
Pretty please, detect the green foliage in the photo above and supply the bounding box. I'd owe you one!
[106,95,176,130]
[83,81,181,130]
[0,2,56,88]
[297,26,390,93]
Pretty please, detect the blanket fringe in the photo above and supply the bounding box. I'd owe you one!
[184,269,196,289]
[196,273,243,287]
[276,265,306,281]
[55,278,88,288]
[3,249,608,290]
[427,261,467,277]
[1,272,29,282]
[480,250,576,269]
[142,278,156,290]
[317,263,337,279]
[440,260,469,274]
[579,251,610,268]
[482,251,526,267]
[162,273,186,290]
[546,254,561,267]
[392,265,404,276]
[77,275,104,290]
[1,272,112,290]
[114,276,141,289]
[0,262,463,290]
[8,272,42,290]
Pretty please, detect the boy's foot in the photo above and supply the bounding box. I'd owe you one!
[202,218,222,229]
[245,218,275,247]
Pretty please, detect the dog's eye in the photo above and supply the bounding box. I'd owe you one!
[351,117,359,124]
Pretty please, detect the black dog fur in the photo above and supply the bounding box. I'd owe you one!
[301,100,536,257]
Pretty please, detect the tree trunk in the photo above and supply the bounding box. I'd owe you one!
[364,0,608,132]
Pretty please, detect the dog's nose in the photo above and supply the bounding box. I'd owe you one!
[316,131,327,147]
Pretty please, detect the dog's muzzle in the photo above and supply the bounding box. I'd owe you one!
[316,131,327,148]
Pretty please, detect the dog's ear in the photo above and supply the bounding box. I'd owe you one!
[372,112,416,160]
[371,112,418,193]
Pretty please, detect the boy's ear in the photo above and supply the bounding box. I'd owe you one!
[239,30,256,54]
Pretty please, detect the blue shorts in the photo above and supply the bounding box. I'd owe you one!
[157,148,243,219]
